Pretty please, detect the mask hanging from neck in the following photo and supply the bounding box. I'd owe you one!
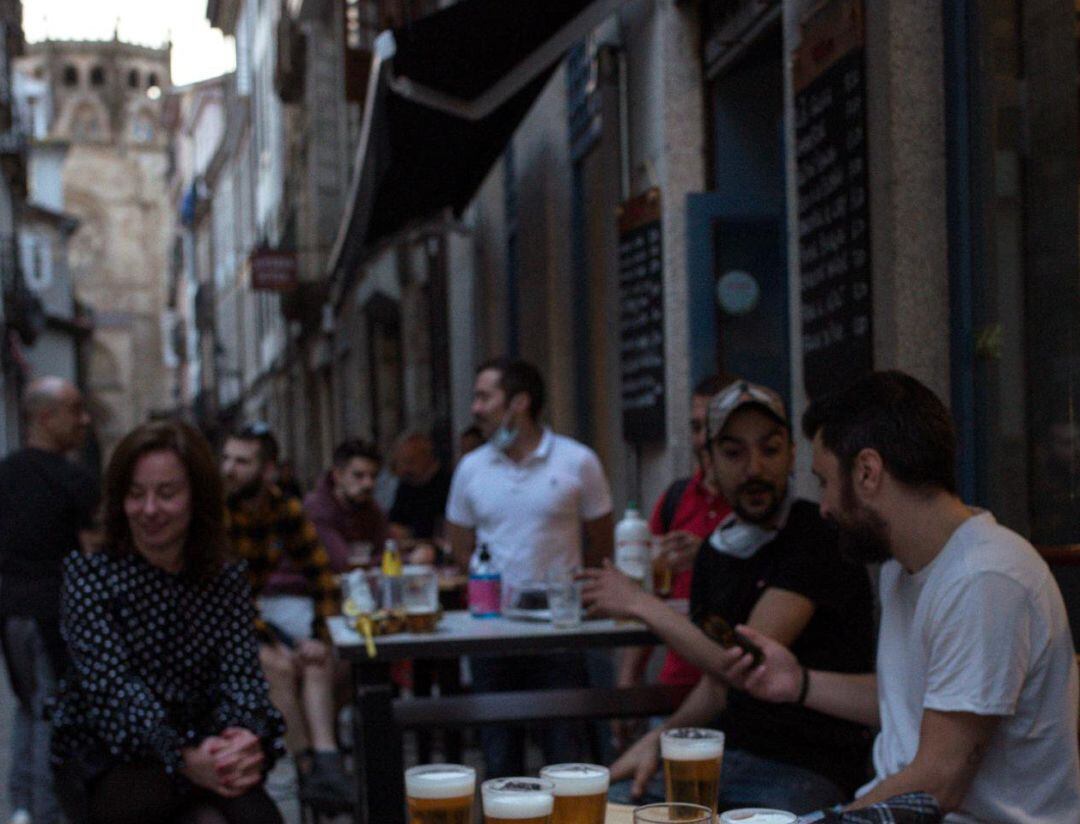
[709,490,793,560]
[489,411,518,453]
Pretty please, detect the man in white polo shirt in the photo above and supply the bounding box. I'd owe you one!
[447,358,614,775]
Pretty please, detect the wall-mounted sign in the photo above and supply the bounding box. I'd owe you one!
[617,188,666,443]
[716,269,760,316]
[249,249,298,292]
[794,0,873,399]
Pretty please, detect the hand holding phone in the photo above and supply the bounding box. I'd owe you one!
[697,612,765,667]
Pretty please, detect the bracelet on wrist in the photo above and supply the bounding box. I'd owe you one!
[796,666,811,705]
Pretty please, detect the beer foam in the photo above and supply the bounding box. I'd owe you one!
[661,730,725,761]
[720,810,796,824]
[482,782,554,819]
[540,764,610,796]
[405,767,475,800]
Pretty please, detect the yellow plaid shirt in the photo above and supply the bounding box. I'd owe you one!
[226,486,339,640]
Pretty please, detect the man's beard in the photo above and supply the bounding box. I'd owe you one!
[732,480,784,525]
[226,476,263,506]
[835,474,892,564]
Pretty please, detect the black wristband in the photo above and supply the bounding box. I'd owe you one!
[796,666,810,705]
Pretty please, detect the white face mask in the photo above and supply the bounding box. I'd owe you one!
[709,492,793,560]
[489,411,518,453]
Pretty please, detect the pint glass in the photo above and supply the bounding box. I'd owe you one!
[405,763,476,824]
[719,809,796,824]
[539,763,609,824]
[660,728,724,815]
[481,777,555,824]
[632,803,713,824]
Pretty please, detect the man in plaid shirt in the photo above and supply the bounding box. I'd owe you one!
[222,423,350,808]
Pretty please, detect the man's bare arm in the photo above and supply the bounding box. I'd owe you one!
[582,512,614,568]
[848,709,999,812]
[446,521,476,570]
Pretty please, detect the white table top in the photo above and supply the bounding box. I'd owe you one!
[328,610,658,661]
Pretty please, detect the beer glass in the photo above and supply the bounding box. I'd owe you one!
[403,565,440,633]
[660,728,724,815]
[405,763,476,824]
[632,803,713,823]
[539,763,609,824]
[719,809,796,824]
[481,777,555,824]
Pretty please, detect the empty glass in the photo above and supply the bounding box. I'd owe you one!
[633,803,713,823]
[547,573,583,629]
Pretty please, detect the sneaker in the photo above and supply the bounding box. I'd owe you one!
[298,751,353,812]
[8,810,32,824]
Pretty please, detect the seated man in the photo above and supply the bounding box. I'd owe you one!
[583,381,876,813]
[716,371,1080,821]
[222,424,350,807]
[303,438,387,571]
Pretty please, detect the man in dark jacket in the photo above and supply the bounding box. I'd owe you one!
[0,377,98,824]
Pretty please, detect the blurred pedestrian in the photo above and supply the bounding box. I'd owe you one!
[221,424,351,808]
[50,420,284,824]
[446,358,614,775]
[0,377,98,824]
[388,431,450,556]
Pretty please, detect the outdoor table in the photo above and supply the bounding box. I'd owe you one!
[328,610,661,824]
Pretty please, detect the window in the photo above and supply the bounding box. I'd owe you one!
[128,69,140,88]
[147,72,159,89]
[62,65,79,87]
[90,66,105,87]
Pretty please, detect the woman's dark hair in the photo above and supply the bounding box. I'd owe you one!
[104,420,230,582]
[802,370,958,494]
[477,357,546,419]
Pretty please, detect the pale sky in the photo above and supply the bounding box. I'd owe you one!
[23,0,236,86]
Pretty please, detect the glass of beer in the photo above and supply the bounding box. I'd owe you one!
[481,777,555,824]
[660,727,724,815]
[405,763,475,824]
[719,809,796,824]
[632,803,713,823]
[539,763,609,824]
[403,565,440,633]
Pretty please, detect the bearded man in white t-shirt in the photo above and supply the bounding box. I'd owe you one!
[716,370,1080,823]
[446,357,614,775]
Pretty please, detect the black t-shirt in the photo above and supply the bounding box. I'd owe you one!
[690,499,875,795]
[0,448,99,627]
[388,466,451,540]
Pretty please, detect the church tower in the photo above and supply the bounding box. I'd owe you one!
[17,37,173,456]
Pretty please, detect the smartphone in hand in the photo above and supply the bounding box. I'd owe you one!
[697,612,764,667]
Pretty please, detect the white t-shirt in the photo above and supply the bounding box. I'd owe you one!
[865,511,1080,823]
[445,428,613,589]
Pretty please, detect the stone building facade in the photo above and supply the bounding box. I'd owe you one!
[16,38,173,457]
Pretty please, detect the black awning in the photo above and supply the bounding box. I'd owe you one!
[328,0,622,296]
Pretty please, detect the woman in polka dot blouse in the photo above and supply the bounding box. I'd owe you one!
[50,421,286,823]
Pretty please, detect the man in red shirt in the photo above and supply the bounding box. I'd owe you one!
[615,375,733,734]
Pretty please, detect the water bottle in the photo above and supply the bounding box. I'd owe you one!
[615,504,653,593]
[468,544,501,619]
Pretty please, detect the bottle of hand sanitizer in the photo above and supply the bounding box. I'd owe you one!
[468,544,501,619]
[615,504,653,594]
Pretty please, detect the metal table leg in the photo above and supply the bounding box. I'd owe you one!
[351,661,405,824]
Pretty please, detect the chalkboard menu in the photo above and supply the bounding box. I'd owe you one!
[618,188,666,443]
[794,0,873,399]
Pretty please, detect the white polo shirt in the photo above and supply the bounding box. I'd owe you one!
[445,428,613,589]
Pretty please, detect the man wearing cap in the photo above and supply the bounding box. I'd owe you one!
[583,380,876,814]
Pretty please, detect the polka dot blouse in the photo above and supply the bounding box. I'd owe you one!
[51,551,285,777]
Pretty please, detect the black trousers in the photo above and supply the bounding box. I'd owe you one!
[55,760,283,824]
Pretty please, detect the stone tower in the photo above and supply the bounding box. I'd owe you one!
[16,38,173,458]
